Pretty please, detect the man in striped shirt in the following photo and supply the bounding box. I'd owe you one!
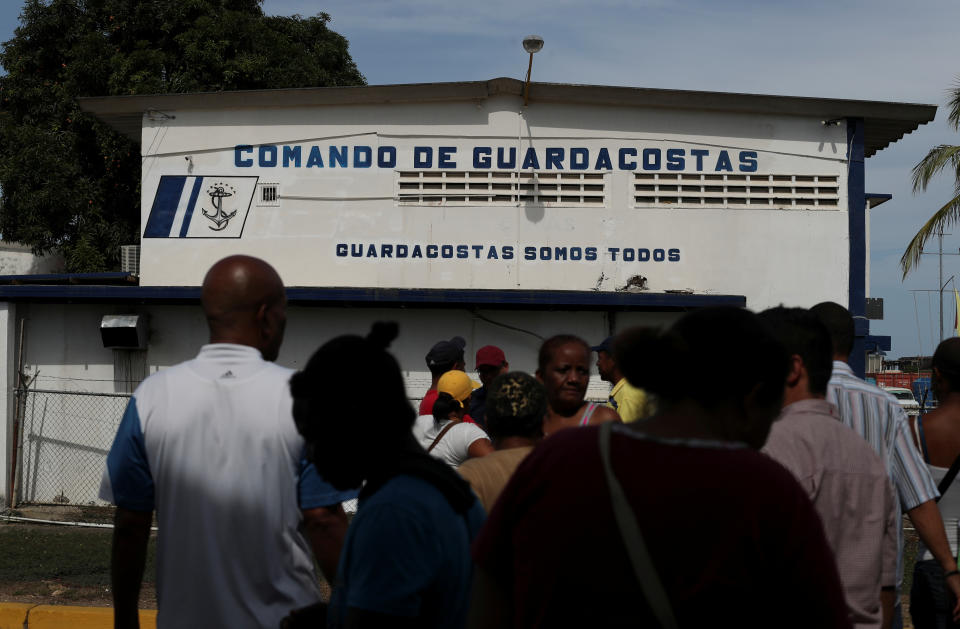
[813,302,960,628]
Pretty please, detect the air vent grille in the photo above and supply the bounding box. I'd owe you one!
[633,174,841,209]
[257,183,279,206]
[397,171,606,207]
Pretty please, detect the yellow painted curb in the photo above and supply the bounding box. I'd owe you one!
[27,605,156,629]
[0,603,34,629]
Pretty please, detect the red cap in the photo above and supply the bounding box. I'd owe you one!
[475,345,506,369]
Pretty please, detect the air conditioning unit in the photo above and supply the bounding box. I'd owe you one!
[121,245,140,276]
[101,314,149,349]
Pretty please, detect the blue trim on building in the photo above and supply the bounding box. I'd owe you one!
[286,287,745,310]
[0,272,135,284]
[144,176,186,237]
[866,192,892,209]
[848,117,867,377]
[864,334,892,353]
[0,284,745,310]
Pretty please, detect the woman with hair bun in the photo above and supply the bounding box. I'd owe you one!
[470,307,851,628]
[288,323,484,629]
[911,337,960,628]
[536,334,620,436]
[418,371,493,468]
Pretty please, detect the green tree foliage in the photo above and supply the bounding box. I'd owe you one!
[0,0,364,272]
[901,82,960,278]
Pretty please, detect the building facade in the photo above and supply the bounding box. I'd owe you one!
[0,78,935,505]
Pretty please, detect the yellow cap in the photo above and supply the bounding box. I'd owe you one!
[437,370,480,406]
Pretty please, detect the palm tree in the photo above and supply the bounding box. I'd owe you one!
[900,83,960,278]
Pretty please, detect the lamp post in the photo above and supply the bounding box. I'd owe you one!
[941,274,956,341]
[522,35,544,107]
[919,226,959,342]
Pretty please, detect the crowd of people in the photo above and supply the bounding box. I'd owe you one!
[99,254,960,629]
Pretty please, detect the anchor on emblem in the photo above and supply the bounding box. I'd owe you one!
[202,184,238,231]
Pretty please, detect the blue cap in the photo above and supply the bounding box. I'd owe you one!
[591,335,614,353]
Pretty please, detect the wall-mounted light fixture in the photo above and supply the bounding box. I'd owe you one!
[146,109,176,121]
[523,35,544,107]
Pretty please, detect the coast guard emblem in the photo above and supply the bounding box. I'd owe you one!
[202,183,237,231]
[143,176,257,239]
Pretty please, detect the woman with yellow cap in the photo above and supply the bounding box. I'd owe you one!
[418,370,494,468]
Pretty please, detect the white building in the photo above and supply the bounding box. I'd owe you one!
[0,78,935,505]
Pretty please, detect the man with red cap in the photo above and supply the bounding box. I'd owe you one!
[470,345,509,429]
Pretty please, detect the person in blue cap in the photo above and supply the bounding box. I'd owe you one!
[592,334,653,423]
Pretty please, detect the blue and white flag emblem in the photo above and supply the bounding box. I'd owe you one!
[143,176,257,238]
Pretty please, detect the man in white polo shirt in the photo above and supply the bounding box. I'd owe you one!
[100,255,355,629]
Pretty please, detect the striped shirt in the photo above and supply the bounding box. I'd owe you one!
[826,360,940,592]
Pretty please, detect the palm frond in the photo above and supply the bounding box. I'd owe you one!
[900,193,960,278]
[911,144,960,192]
[949,80,960,131]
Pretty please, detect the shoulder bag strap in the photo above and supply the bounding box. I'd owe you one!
[937,448,960,501]
[598,422,679,629]
[427,420,460,454]
[581,402,598,426]
[916,414,931,464]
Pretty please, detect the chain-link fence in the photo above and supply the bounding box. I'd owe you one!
[12,388,359,513]
[15,389,130,506]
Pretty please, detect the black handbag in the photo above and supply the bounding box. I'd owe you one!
[911,447,960,629]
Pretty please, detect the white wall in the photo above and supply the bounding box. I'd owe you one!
[0,243,63,276]
[15,302,680,398]
[137,96,850,311]
[6,301,682,505]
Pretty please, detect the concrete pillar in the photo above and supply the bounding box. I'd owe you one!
[0,303,15,506]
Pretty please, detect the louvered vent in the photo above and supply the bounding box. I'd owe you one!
[397,171,606,207]
[257,183,279,206]
[633,174,840,209]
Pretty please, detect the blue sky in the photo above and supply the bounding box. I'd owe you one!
[2,0,960,358]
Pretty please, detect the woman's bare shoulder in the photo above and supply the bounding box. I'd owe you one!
[589,405,622,424]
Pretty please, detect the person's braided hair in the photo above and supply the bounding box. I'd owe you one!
[485,371,547,441]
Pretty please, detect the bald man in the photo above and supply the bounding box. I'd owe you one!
[100,256,355,629]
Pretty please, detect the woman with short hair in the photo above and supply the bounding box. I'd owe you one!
[537,334,620,436]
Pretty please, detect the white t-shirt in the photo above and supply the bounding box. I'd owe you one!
[412,414,434,443]
[99,344,355,629]
[921,464,960,561]
[418,419,489,468]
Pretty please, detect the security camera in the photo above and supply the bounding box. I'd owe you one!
[523,35,544,54]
